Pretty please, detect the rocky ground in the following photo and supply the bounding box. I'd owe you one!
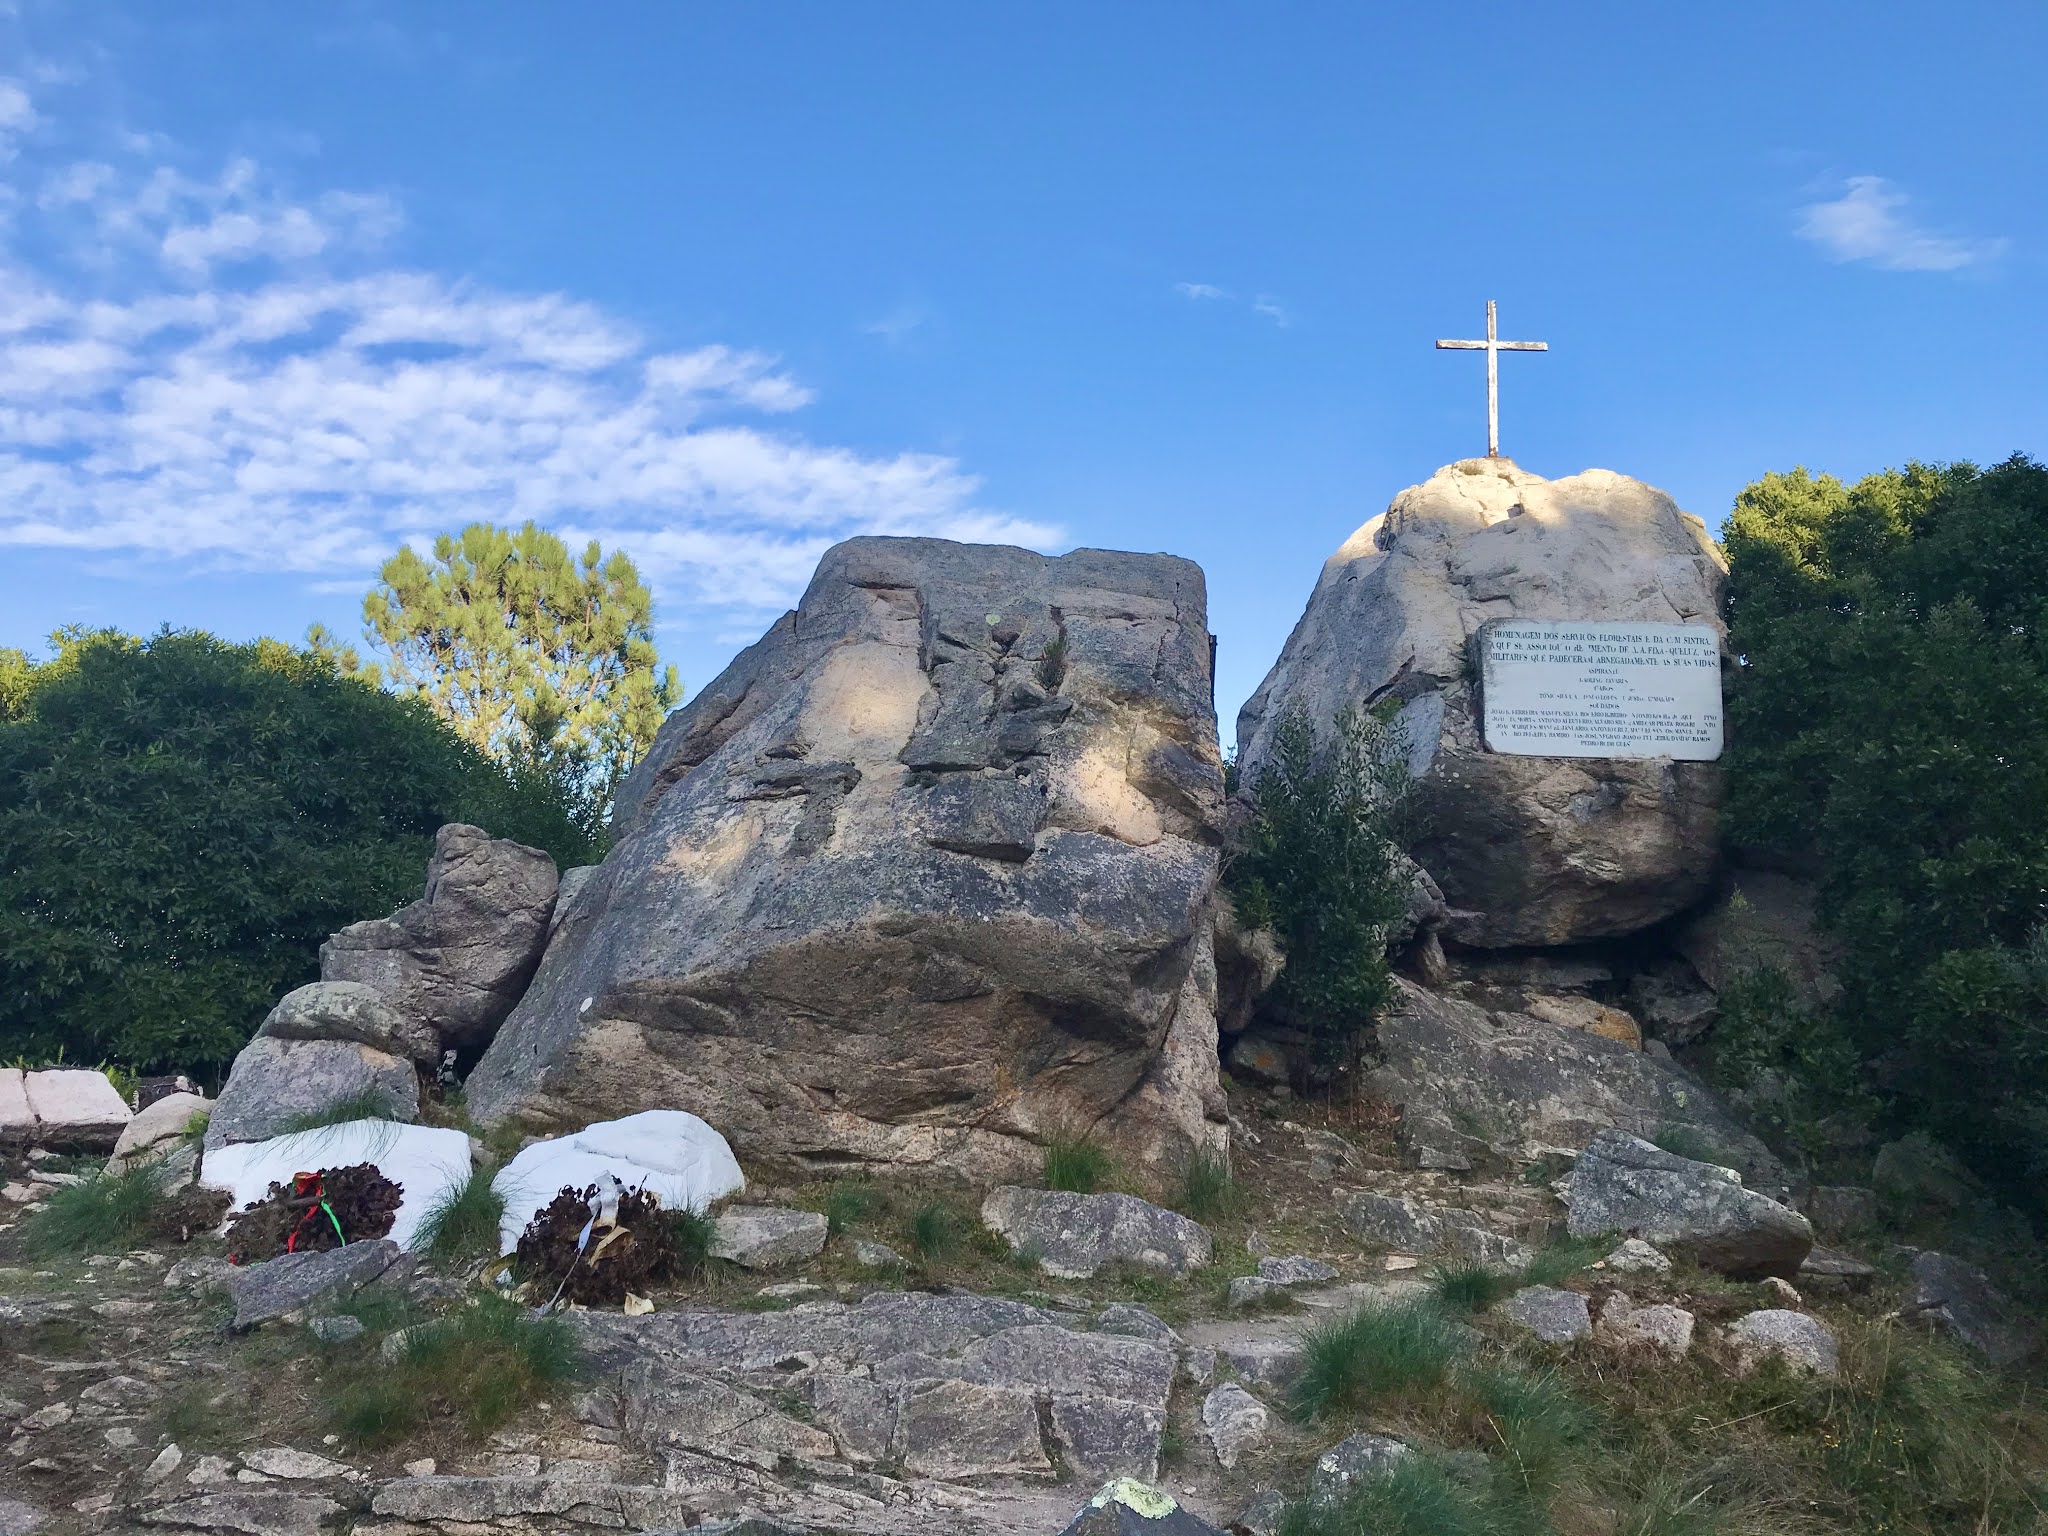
[2,1087,2042,1536]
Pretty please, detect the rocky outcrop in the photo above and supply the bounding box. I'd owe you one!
[1565,1131,1812,1280]
[466,537,1230,1179]
[1365,980,1782,1189]
[1902,1252,2040,1366]
[1236,459,1727,947]
[321,822,559,1054]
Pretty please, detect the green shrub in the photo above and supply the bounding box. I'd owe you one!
[1225,705,1414,1066]
[1290,1299,1467,1422]
[412,1167,507,1269]
[1174,1146,1240,1221]
[0,628,599,1074]
[666,1205,717,1278]
[1043,1133,1113,1194]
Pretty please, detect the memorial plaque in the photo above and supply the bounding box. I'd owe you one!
[1479,621,1723,760]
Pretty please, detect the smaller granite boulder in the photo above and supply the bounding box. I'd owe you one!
[1565,1131,1812,1279]
[1596,1294,1694,1358]
[1257,1255,1337,1285]
[848,1238,905,1270]
[1601,1237,1672,1275]
[1902,1252,2040,1367]
[1726,1309,1837,1378]
[1308,1433,1413,1500]
[259,981,436,1067]
[1059,1481,1227,1536]
[205,1036,418,1151]
[1524,994,1642,1049]
[1342,1191,1529,1266]
[1499,1286,1591,1344]
[1200,1383,1269,1470]
[227,1241,402,1331]
[709,1207,828,1269]
[321,822,558,1052]
[110,1091,210,1170]
[982,1188,1212,1279]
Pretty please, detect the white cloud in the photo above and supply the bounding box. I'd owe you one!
[1796,175,2004,273]
[1173,281,1227,300]
[0,113,1061,633]
[1252,293,1289,327]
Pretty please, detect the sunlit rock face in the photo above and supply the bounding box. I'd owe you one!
[1236,458,1728,948]
[466,537,1229,1179]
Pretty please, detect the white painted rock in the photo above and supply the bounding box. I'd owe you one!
[201,1120,473,1252]
[490,1109,745,1255]
[111,1093,212,1169]
[0,1069,132,1149]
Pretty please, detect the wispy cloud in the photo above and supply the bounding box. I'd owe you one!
[0,83,1062,632]
[861,303,927,345]
[1796,175,2004,273]
[1173,279,1289,326]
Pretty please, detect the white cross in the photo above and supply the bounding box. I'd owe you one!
[1436,300,1548,458]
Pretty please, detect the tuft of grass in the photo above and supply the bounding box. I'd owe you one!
[323,1293,583,1448]
[1290,1299,1468,1423]
[667,1204,716,1279]
[20,1156,172,1257]
[1429,1261,1517,1315]
[1461,1362,1594,1505]
[823,1179,880,1236]
[278,1087,407,1135]
[1519,1233,1610,1290]
[1035,633,1069,692]
[908,1201,960,1265]
[1277,1453,1480,1536]
[412,1166,506,1269]
[1043,1132,1114,1194]
[1175,1146,1241,1221]
[1609,1475,1728,1536]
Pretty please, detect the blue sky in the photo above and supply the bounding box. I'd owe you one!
[1,3,2041,743]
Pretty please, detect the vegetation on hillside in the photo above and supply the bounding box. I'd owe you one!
[0,628,598,1073]
[1720,454,2048,1213]
[1226,705,1416,1066]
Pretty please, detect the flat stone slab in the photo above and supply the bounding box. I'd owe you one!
[982,1188,1212,1279]
[0,1069,131,1150]
[1499,1285,1591,1343]
[227,1240,402,1330]
[710,1206,828,1269]
[141,1492,345,1536]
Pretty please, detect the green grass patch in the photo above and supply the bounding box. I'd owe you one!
[666,1204,716,1278]
[823,1179,880,1236]
[1175,1146,1241,1221]
[411,1166,506,1269]
[20,1156,172,1257]
[278,1087,408,1135]
[1277,1453,1481,1536]
[1043,1132,1114,1193]
[1429,1262,1517,1315]
[908,1201,961,1265]
[1519,1233,1610,1290]
[1290,1299,1469,1423]
[322,1293,583,1448]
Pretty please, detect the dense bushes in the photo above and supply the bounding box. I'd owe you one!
[1226,706,1415,1066]
[1722,454,2048,1207]
[0,629,600,1074]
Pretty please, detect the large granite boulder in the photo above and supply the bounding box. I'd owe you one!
[466,537,1230,1179]
[321,822,558,1053]
[1236,459,1727,947]
[1365,979,1783,1190]
[1565,1131,1812,1279]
